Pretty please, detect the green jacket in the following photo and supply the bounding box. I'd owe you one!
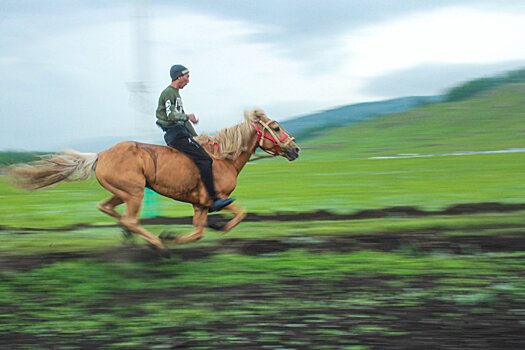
[155,86,197,136]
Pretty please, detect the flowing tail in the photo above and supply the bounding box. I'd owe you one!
[5,150,98,191]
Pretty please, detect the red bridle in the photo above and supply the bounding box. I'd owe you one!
[252,119,295,156]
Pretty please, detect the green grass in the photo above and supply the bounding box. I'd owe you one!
[1,151,524,229]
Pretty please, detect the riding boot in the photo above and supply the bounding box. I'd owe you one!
[199,165,235,212]
[198,161,235,212]
[209,197,235,212]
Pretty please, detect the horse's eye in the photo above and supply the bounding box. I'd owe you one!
[273,127,281,132]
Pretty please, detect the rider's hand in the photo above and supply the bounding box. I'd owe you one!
[188,114,199,124]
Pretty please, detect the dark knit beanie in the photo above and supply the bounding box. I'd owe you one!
[170,64,189,81]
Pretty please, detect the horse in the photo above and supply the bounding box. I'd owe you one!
[5,108,300,254]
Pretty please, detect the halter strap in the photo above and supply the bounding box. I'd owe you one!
[252,119,295,156]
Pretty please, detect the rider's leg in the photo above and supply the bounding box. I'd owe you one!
[168,136,234,212]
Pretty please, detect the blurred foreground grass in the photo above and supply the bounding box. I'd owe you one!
[1,212,524,255]
[1,234,525,349]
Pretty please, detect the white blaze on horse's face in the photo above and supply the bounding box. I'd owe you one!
[256,118,300,161]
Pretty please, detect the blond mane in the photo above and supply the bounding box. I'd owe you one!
[195,108,267,160]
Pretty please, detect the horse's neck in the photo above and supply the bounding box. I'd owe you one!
[231,131,259,173]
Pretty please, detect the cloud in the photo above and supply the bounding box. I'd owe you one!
[150,10,357,130]
[175,0,467,70]
[340,7,525,76]
[362,61,525,97]
[2,1,525,151]
[0,7,136,150]
[334,6,525,100]
[1,5,349,150]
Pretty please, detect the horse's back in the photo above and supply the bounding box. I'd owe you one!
[98,141,177,161]
[101,141,167,155]
[96,141,198,195]
[96,142,152,186]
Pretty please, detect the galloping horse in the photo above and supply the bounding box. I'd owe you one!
[6,109,300,253]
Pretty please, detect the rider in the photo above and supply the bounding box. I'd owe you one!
[155,64,234,212]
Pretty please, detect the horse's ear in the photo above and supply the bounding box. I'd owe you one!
[253,108,266,118]
[244,108,265,122]
[244,109,258,122]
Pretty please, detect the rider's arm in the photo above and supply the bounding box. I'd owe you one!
[164,98,188,122]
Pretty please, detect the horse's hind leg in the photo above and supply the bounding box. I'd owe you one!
[98,195,124,219]
[120,196,167,251]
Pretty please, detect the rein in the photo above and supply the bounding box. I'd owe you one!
[251,119,295,158]
[248,153,274,162]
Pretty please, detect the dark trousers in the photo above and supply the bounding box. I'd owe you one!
[164,126,217,199]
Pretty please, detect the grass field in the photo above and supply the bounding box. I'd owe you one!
[1,151,524,228]
[1,83,525,349]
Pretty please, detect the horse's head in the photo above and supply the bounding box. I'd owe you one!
[246,109,300,161]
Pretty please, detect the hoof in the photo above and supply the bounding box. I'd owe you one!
[207,215,228,231]
[208,221,227,231]
[121,228,133,238]
[121,229,136,244]
[159,230,178,241]
[146,242,172,259]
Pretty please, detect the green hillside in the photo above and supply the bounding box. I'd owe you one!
[0,151,45,166]
[302,83,525,159]
[445,68,525,102]
[282,95,441,140]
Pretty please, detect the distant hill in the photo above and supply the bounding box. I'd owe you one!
[445,68,525,102]
[0,151,46,166]
[302,83,525,159]
[282,96,442,140]
[282,67,525,142]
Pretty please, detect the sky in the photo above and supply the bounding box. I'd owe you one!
[1,0,525,151]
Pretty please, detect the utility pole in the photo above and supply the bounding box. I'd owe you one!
[128,0,159,217]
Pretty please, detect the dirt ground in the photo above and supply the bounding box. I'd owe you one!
[1,203,525,349]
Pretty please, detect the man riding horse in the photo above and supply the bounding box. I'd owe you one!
[155,64,234,213]
[6,70,300,253]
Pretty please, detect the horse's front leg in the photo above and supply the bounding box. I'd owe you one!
[173,205,208,244]
[220,203,246,234]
